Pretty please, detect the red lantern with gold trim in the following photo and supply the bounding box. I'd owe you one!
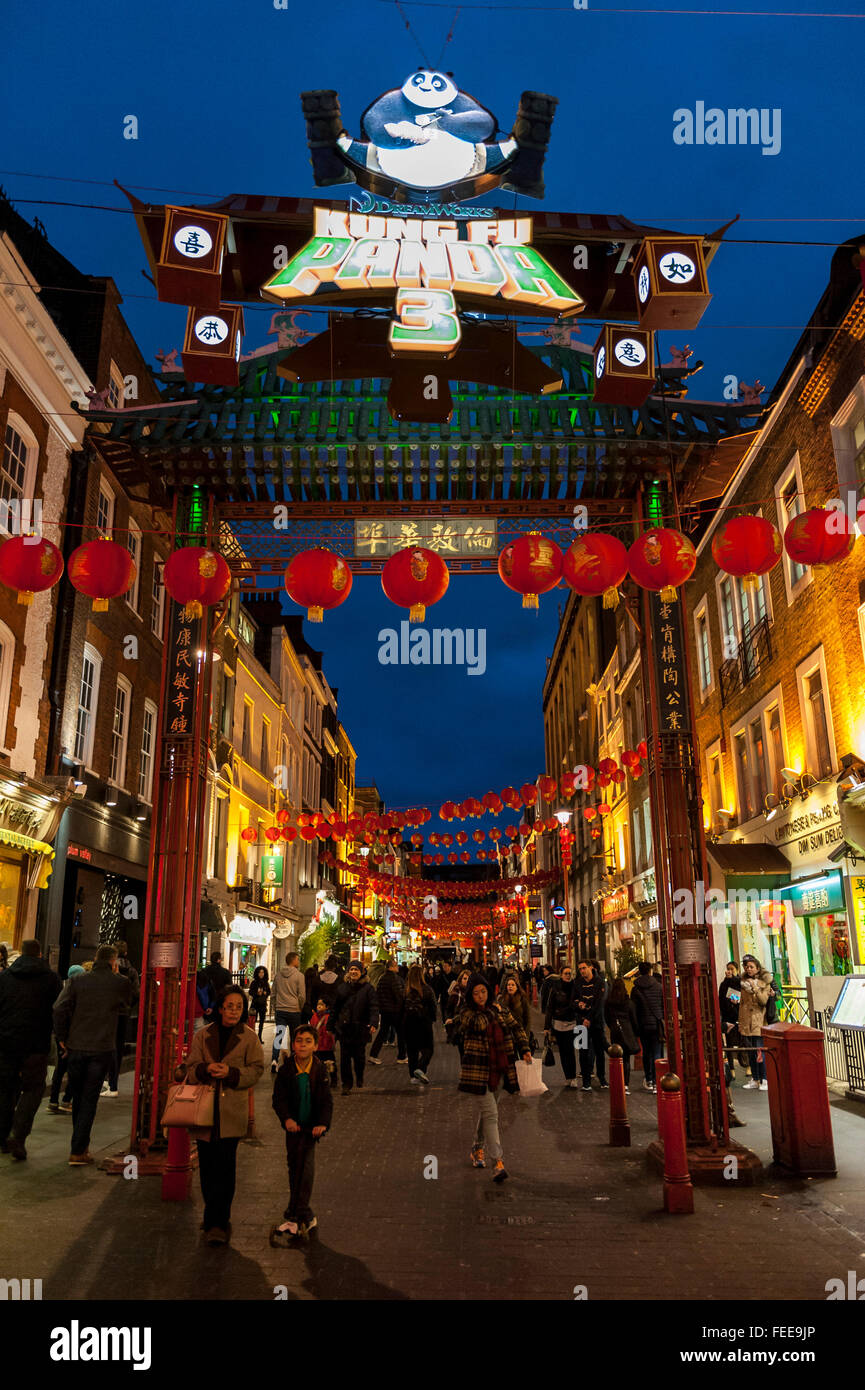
[563,533,629,609]
[712,515,782,591]
[164,546,231,618]
[783,507,856,568]
[240,826,256,843]
[0,536,63,606]
[472,829,485,843]
[627,527,696,602]
[583,806,597,822]
[284,548,352,623]
[382,546,449,623]
[482,791,503,814]
[520,783,538,806]
[538,775,558,802]
[67,539,135,612]
[498,532,562,609]
[280,827,297,843]
[265,827,280,843]
[456,831,468,846]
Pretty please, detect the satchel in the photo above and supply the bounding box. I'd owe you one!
[161,1081,215,1129]
[542,1040,556,1068]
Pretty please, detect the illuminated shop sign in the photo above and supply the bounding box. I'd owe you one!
[262,208,583,357]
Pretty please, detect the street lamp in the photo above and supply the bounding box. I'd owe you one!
[358,846,370,959]
[555,808,573,966]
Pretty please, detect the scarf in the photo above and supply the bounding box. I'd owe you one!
[487,1010,509,1091]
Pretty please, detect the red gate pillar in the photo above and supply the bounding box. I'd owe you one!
[121,491,220,1191]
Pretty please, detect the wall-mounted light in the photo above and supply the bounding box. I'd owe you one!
[104,785,118,808]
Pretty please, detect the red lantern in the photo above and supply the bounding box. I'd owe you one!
[482,791,501,813]
[560,773,577,799]
[627,527,696,602]
[597,803,611,817]
[284,548,352,622]
[563,533,628,609]
[240,826,256,843]
[448,852,458,864]
[591,827,602,840]
[598,758,618,776]
[477,850,487,861]
[472,829,485,843]
[332,821,347,839]
[0,536,63,606]
[498,532,562,609]
[621,749,639,768]
[456,831,468,846]
[612,770,626,785]
[520,783,538,806]
[163,546,230,618]
[280,827,297,843]
[265,827,280,843]
[784,507,856,567]
[505,825,519,838]
[440,801,458,821]
[299,826,317,842]
[67,539,135,611]
[410,833,424,848]
[381,547,448,622]
[489,827,502,842]
[519,821,532,837]
[501,786,521,808]
[597,774,612,789]
[435,853,444,865]
[712,516,782,591]
[441,834,453,848]
[460,851,470,863]
[429,833,440,847]
[276,809,291,826]
[637,740,648,760]
[583,807,597,822]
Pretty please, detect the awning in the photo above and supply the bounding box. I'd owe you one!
[707,842,792,878]
[0,828,55,888]
[228,914,272,946]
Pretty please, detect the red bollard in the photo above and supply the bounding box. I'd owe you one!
[654,1057,670,1134]
[658,1073,695,1214]
[608,1044,630,1147]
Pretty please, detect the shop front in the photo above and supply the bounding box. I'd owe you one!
[0,781,62,954]
[778,871,851,979]
[227,910,275,983]
[601,885,633,968]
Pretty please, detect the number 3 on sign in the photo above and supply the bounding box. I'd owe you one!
[389,288,461,357]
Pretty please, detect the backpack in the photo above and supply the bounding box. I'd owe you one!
[764,979,779,1025]
[404,988,426,1017]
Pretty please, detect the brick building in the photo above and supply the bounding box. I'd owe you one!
[686,233,865,993]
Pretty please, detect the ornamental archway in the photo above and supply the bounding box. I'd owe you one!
[81,69,767,1190]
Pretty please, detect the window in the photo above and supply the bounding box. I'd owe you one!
[632,805,643,871]
[73,645,102,768]
[0,620,14,749]
[109,676,132,785]
[796,650,836,779]
[96,481,115,537]
[709,751,724,820]
[150,557,165,639]
[139,699,157,802]
[853,414,865,496]
[125,519,142,612]
[776,456,810,599]
[734,731,754,821]
[0,416,37,534]
[1,422,30,507]
[260,717,270,775]
[694,600,712,694]
[281,737,289,797]
[767,706,785,797]
[859,602,865,669]
[642,798,652,862]
[107,362,124,410]
[718,576,738,660]
[241,700,253,763]
[749,717,769,810]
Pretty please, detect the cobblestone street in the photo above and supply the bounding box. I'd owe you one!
[3,1019,864,1303]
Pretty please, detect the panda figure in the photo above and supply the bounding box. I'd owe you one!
[337,70,516,192]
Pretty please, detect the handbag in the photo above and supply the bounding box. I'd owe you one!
[542,1040,556,1068]
[515,1057,548,1097]
[161,1081,215,1129]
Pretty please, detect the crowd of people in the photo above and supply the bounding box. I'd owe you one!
[0,938,781,1249]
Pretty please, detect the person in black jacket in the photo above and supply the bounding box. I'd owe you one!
[369,959,407,1064]
[203,952,232,994]
[0,940,61,1160]
[631,961,665,1091]
[104,940,140,1097]
[544,964,579,1087]
[718,962,745,1079]
[248,967,271,1041]
[53,944,132,1163]
[573,960,608,1090]
[604,977,640,1093]
[403,963,437,1083]
[432,959,454,1021]
[270,1024,333,1243]
[330,961,380,1095]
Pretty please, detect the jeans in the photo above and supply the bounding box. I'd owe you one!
[473,1089,503,1161]
[639,1032,661,1086]
[50,1053,71,1105]
[0,1052,49,1144]
[741,1034,766,1082]
[272,1011,302,1064]
[251,1009,265,1042]
[370,1011,405,1059]
[553,1027,577,1080]
[67,1049,113,1154]
[107,1015,127,1091]
[283,1131,316,1224]
[339,1038,367,1088]
[588,1025,608,1083]
[405,1018,433,1075]
[196,1137,240,1231]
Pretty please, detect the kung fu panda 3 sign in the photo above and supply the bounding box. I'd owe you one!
[301,71,558,203]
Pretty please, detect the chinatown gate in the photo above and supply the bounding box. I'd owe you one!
[81,75,766,1192]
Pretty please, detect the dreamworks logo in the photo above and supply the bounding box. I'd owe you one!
[674,102,781,156]
[378,621,486,676]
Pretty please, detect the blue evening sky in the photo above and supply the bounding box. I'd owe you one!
[4,1,863,821]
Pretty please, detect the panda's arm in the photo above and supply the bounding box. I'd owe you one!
[438,95,495,141]
[362,92,415,147]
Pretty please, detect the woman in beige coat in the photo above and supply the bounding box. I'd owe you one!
[737,955,772,1091]
[176,985,264,1245]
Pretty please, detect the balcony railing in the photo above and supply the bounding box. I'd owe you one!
[718,615,772,707]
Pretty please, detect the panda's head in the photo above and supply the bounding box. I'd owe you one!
[401,70,458,110]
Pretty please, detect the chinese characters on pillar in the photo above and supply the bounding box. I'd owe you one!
[354,516,497,559]
[163,604,202,739]
[649,592,692,735]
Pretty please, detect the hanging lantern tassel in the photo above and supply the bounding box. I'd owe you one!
[602,585,619,610]
[522,591,539,610]
[741,573,760,593]
[183,599,204,620]
[410,602,426,622]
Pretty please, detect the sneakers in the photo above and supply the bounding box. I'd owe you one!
[58,1101,73,1113]
[396,1057,408,1065]
[568,1078,580,1089]
[470,1145,485,1168]
[599,1082,609,1090]
[742,1079,759,1090]
[582,1083,592,1092]
[271,1063,278,1075]
[206,1227,229,1246]
[368,1056,382,1066]
[47,1102,60,1113]
[759,1080,769,1091]
[643,1081,654,1092]
[413,1069,430,1084]
[492,1160,509,1184]
[68,1152,93,1165]
[269,1221,298,1247]
[625,1086,630,1094]
[104,1089,118,1098]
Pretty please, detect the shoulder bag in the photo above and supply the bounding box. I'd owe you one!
[161,1081,215,1128]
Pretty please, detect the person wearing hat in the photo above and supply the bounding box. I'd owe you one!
[47,964,85,1113]
[457,973,532,1183]
[330,960,380,1095]
[737,955,773,1091]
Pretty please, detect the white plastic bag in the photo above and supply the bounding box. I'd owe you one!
[515,1057,548,1097]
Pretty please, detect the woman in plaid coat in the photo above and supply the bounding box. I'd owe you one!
[456,974,532,1184]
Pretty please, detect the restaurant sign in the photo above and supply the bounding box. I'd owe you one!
[355,516,496,559]
[602,886,631,922]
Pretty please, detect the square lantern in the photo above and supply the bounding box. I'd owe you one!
[182,305,244,386]
[591,325,655,407]
[157,207,229,310]
[632,237,711,330]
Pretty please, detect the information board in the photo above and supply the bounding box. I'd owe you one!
[830,976,865,1031]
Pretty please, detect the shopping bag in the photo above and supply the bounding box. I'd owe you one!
[161,1082,215,1128]
[516,1058,548,1097]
